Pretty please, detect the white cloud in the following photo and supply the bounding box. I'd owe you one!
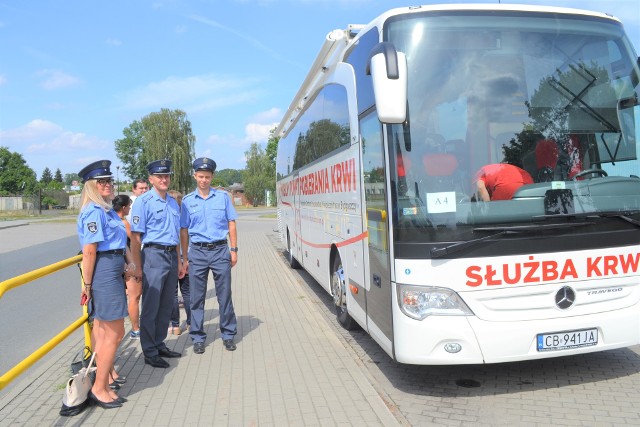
[1,119,62,139]
[26,131,106,153]
[106,38,122,46]
[0,120,113,176]
[0,74,7,86]
[250,107,282,123]
[204,107,279,149]
[1,120,108,153]
[245,122,278,143]
[35,69,81,90]
[187,14,302,68]
[117,74,263,112]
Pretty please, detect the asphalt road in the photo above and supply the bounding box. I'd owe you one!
[0,221,82,397]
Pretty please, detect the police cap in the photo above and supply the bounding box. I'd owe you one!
[146,159,173,175]
[78,160,113,183]
[192,157,216,173]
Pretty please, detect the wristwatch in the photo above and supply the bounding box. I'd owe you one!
[230,247,238,252]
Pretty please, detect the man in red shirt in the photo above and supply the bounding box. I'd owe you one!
[474,164,533,201]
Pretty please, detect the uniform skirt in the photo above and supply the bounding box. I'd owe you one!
[91,253,128,321]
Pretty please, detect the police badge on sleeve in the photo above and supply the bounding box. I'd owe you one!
[87,222,98,233]
[133,216,140,225]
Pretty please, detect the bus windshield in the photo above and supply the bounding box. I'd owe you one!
[384,11,640,243]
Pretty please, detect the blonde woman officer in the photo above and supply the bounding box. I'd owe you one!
[77,160,139,408]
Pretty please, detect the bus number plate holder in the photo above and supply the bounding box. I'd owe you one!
[536,328,598,352]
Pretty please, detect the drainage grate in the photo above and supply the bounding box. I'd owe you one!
[455,379,481,388]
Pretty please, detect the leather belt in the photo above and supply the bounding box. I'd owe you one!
[192,240,227,249]
[97,249,125,255]
[144,243,177,251]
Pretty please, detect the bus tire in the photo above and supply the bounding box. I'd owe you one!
[287,230,301,269]
[332,255,357,330]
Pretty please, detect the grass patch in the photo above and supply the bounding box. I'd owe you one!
[0,211,78,221]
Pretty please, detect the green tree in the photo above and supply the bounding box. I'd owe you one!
[64,173,81,186]
[293,119,348,170]
[41,167,53,184]
[114,120,146,181]
[243,143,272,206]
[54,168,63,183]
[215,168,243,187]
[264,128,279,205]
[115,109,196,193]
[0,147,38,195]
[265,127,278,164]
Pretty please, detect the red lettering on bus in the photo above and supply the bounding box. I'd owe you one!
[541,260,559,281]
[560,259,578,279]
[465,266,482,287]
[587,256,602,277]
[619,252,640,274]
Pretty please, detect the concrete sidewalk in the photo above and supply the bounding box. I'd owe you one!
[0,220,399,426]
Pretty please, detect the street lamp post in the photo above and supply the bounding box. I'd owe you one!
[116,166,120,195]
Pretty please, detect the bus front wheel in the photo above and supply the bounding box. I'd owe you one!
[332,255,356,330]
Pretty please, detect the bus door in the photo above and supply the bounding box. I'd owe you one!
[292,171,303,266]
[360,112,393,345]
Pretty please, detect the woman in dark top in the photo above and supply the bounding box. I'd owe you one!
[112,194,142,339]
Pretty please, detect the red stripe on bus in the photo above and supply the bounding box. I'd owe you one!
[296,230,368,249]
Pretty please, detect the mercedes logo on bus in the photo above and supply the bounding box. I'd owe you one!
[555,286,576,309]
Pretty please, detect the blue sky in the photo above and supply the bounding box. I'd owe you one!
[0,0,638,180]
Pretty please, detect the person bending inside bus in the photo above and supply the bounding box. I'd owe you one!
[473,163,533,201]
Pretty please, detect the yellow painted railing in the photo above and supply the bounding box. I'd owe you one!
[0,254,92,390]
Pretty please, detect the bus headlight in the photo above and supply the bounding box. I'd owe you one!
[397,285,473,320]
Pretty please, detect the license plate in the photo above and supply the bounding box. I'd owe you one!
[537,328,598,352]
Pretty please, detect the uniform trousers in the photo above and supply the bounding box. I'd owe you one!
[140,246,178,357]
[189,245,236,343]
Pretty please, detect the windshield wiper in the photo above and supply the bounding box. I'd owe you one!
[533,210,640,227]
[430,222,594,259]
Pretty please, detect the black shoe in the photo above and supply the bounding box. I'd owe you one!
[223,339,237,351]
[88,391,122,409]
[111,375,126,385]
[109,382,120,390]
[144,355,170,368]
[193,342,205,354]
[158,347,181,358]
[116,396,127,403]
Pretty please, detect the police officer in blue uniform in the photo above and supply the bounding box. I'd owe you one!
[130,159,184,368]
[180,157,238,354]
[77,160,134,408]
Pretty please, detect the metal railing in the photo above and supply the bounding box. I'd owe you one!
[0,254,91,390]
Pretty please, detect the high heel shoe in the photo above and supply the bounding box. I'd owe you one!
[110,373,127,385]
[109,382,121,390]
[88,390,122,409]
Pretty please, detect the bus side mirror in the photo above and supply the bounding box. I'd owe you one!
[367,42,407,124]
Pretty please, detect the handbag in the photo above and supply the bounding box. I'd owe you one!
[59,351,97,416]
[70,346,92,375]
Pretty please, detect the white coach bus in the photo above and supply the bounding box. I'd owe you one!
[275,4,640,364]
